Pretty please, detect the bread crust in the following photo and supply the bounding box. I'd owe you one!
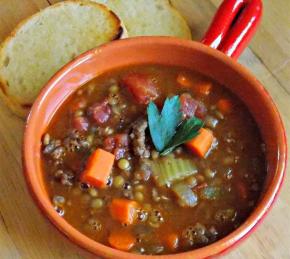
[0,0,122,118]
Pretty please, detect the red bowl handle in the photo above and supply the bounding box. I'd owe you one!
[201,0,263,59]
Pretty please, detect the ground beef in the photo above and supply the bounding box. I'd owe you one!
[51,146,66,160]
[130,118,150,158]
[42,139,65,164]
[181,223,218,248]
[54,169,74,186]
[63,130,90,152]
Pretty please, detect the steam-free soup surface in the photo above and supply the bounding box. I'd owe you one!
[42,65,266,255]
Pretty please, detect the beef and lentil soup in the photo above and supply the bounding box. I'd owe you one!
[42,65,266,255]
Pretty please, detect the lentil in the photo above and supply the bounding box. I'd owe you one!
[118,158,130,170]
[42,133,50,146]
[134,192,144,202]
[113,175,125,188]
[91,198,104,209]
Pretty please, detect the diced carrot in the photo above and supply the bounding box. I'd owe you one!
[185,128,214,158]
[195,81,212,96]
[216,99,233,114]
[108,230,136,251]
[164,233,179,251]
[110,199,139,225]
[236,181,248,201]
[177,74,212,96]
[80,148,115,188]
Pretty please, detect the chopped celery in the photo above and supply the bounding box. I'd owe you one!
[172,182,198,207]
[151,157,197,186]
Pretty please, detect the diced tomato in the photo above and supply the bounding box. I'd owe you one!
[103,133,129,159]
[72,116,89,132]
[180,93,198,119]
[122,73,159,104]
[195,101,207,119]
[88,100,111,125]
[180,93,207,119]
[103,136,115,152]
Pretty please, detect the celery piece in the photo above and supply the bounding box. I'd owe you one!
[151,157,197,186]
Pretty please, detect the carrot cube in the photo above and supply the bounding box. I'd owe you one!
[80,148,115,188]
[185,128,214,158]
[110,199,139,225]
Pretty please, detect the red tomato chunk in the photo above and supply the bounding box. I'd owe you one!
[180,93,198,119]
[104,133,130,160]
[88,100,111,125]
[180,93,207,119]
[122,73,159,104]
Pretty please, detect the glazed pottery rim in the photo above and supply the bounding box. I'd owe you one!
[23,37,287,259]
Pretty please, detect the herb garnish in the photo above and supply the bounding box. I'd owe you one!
[147,96,204,155]
[147,96,182,152]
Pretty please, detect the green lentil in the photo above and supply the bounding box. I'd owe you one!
[88,188,98,197]
[135,192,144,203]
[43,133,50,146]
[118,158,130,170]
[91,198,104,209]
[86,134,94,145]
[112,106,121,116]
[113,175,125,188]
[135,184,145,192]
[109,84,119,94]
[74,109,84,117]
[108,95,119,106]
[104,127,114,136]
[143,203,152,211]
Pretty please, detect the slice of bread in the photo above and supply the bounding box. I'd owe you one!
[0,0,122,117]
[93,0,192,39]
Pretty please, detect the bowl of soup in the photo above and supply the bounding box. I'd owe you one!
[23,1,287,258]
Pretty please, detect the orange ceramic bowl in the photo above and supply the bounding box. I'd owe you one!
[23,1,287,258]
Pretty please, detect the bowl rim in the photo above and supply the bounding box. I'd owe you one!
[23,36,287,259]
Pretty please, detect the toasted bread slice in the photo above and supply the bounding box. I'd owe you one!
[93,0,192,39]
[0,0,122,117]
